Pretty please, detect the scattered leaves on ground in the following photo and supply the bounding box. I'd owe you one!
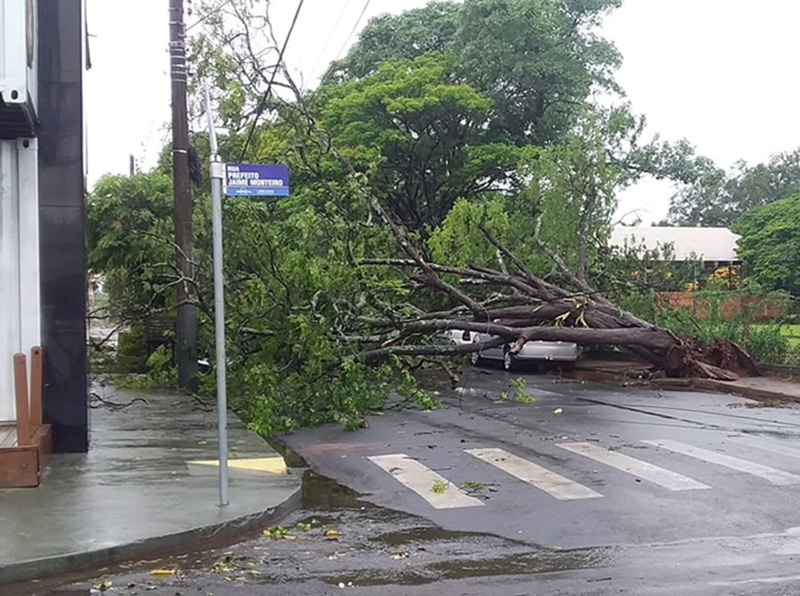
[324,529,342,537]
[264,526,294,540]
[460,480,488,491]
[93,580,113,592]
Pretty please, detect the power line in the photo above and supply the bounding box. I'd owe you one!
[333,0,372,64]
[308,0,354,83]
[239,0,305,162]
[259,0,369,162]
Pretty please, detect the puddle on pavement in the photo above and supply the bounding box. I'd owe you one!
[373,526,487,546]
[266,438,310,468]
[326,547,617,587]
[300,469,368,509]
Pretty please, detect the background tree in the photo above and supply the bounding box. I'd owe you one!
[733,193,800,293]
[315,53,521,231]
[427,105,696,281]
[666,148,800,226]
[327,2,460,80]
[87,173,197,323]
[329,0,623,145]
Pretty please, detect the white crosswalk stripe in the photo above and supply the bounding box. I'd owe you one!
[731,437,800,462]
[466,447,602,500]
[643,440,800,486]
[367,453,484,509]
[558,442,710,491]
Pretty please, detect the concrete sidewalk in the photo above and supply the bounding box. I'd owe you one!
[0,386,301,584]
[653,375,800,403]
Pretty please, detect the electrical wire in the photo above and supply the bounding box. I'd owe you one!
[239,0,305,162]
[332,0,372,65]
[308,0,355,83]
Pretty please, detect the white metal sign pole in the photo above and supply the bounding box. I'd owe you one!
[204,82,229,507]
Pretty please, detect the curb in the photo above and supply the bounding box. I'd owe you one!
[0,484,302,586]
[567,369,800,404]
[651,377,800,404]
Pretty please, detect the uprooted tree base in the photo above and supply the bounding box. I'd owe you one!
[663,338,760,380]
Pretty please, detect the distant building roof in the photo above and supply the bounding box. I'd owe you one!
[609,226,741,262]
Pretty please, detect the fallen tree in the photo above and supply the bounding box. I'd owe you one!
[272,52,760,382]
[355,257,759,379]
[351,223,760,381]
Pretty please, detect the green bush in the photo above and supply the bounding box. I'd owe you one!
[116,323,148,373]
[746,325,790,365]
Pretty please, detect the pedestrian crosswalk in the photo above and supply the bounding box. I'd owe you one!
[558,442,710,491]
[366,438,800,509]
[643,440,800,486]
[466,447,603,500]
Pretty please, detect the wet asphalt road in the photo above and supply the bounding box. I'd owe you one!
[22,470,800,596]
[16,369,800,595]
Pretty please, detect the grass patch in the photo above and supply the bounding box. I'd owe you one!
[431,479,449,494]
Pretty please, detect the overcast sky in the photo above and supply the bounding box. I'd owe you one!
[84,0,800,224]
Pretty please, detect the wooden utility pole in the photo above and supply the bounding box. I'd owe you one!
[169,0,198,389]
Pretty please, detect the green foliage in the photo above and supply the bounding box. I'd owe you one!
[116,323,149,374]
[428,197,509,267]
[748,325,791,365]
[87,174,181,321]
[429,106,662,277]
[145,346,178,386]
[667,148,800,226]
[317,53,522,230]
[455,0,622,145]
[733,193,800,293]
[511,377,533,404]
[115,345,177,390]
[331,0,623,145]
[431,479,449,494]
[328,2,460,81]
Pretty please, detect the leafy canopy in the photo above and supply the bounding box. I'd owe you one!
[316,53,522,230]
[733,193,800,293]
[666,148,800,226]
[328,0,623,145]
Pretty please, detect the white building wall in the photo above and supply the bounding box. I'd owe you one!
[0,138,40,422]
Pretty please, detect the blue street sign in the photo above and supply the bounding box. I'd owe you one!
[224,163,289,197]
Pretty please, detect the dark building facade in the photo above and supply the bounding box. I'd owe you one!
[37,0,89,452]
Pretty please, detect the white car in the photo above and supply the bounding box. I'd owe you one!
[443,329,578,371]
